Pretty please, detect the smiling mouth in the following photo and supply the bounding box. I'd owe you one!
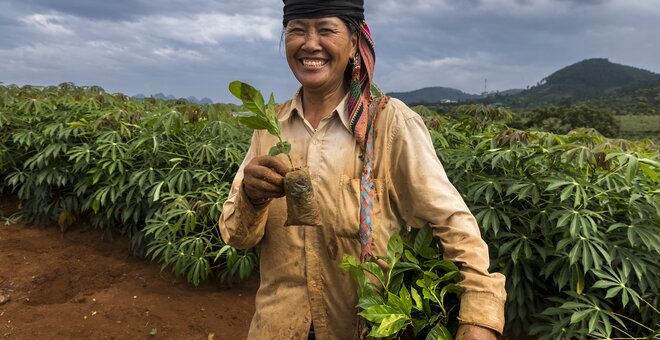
[300,58,327,67]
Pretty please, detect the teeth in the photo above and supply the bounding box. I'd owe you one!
[302,59,326,67]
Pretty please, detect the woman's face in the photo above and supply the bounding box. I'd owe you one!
[285,17,357,93]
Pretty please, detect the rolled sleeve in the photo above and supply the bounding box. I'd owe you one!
[387,105,506,334]
[458,291,505,334]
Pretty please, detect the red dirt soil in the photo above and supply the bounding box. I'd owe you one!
[0,194,258,339]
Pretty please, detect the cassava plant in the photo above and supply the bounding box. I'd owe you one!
[228,80,321,227]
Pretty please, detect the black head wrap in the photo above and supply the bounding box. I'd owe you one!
[282,0,364,25]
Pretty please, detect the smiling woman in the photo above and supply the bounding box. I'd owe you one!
[284,17,357,104]
[218,1,506,339]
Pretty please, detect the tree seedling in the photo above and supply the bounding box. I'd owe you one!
[229,81,320,227]
[228,81,293,168]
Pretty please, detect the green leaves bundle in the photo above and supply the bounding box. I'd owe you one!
[340,226,462,339]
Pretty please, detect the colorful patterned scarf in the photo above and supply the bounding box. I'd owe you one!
[344,19,387,262]
[346,20,375,147]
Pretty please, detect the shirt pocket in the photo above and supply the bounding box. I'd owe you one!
[334,174,383,239]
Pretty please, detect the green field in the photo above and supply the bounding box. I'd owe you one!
[616,115,660,141]
[1,84,659,339]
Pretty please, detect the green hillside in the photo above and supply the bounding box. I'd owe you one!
[506,58,660,105]
[388,86,481,104]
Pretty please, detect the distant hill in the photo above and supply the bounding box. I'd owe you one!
[497,88,524,96]
[188,96,213,105]
[133,93,213,104]
[388,86,482,104]
[510,58,660,104]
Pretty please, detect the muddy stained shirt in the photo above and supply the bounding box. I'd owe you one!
[219,93,506,339]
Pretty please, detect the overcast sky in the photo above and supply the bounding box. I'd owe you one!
[1,0,659,102]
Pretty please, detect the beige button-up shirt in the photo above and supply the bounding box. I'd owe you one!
[219,92,506,339]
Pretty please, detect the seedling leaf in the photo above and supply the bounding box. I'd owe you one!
[269,141,291,157]
[236,115,271,130]
[228,81,265,116]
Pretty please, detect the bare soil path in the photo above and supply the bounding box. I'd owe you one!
[0,194,257,339]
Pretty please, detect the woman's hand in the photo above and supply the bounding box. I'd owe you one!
[456,324,498,340]
[243,156,290,205]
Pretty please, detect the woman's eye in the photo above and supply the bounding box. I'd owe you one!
[287,28,305,35]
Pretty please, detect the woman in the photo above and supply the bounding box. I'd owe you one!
[219,1,506,339]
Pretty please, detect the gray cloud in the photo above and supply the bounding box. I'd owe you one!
[16,0,282,20]
[367,0,660,93]
[557,0,608,6]
[1,0,658,102]
[17,0,154,20]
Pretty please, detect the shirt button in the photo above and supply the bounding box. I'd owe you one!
[312,139,320,145]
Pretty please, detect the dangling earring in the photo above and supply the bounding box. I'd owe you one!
[353,52,361,67]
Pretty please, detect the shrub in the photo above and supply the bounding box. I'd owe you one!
[522,104,621,137]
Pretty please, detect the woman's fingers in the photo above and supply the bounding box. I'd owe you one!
[250,163,285,189]
[243,156,290,203]
[256,156,291,176]
[245,169,284,195]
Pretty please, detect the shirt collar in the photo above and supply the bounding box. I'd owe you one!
[279,88,352,132]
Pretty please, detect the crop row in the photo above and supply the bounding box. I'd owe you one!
[0,83,256,286]
[419,105,659,338]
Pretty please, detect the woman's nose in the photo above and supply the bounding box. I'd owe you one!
[301,32,321,52]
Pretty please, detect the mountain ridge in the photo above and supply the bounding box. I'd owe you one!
[133,92,214,104]
[387,86,482,104]
[388,58,660,105]
[516,58,660,103]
